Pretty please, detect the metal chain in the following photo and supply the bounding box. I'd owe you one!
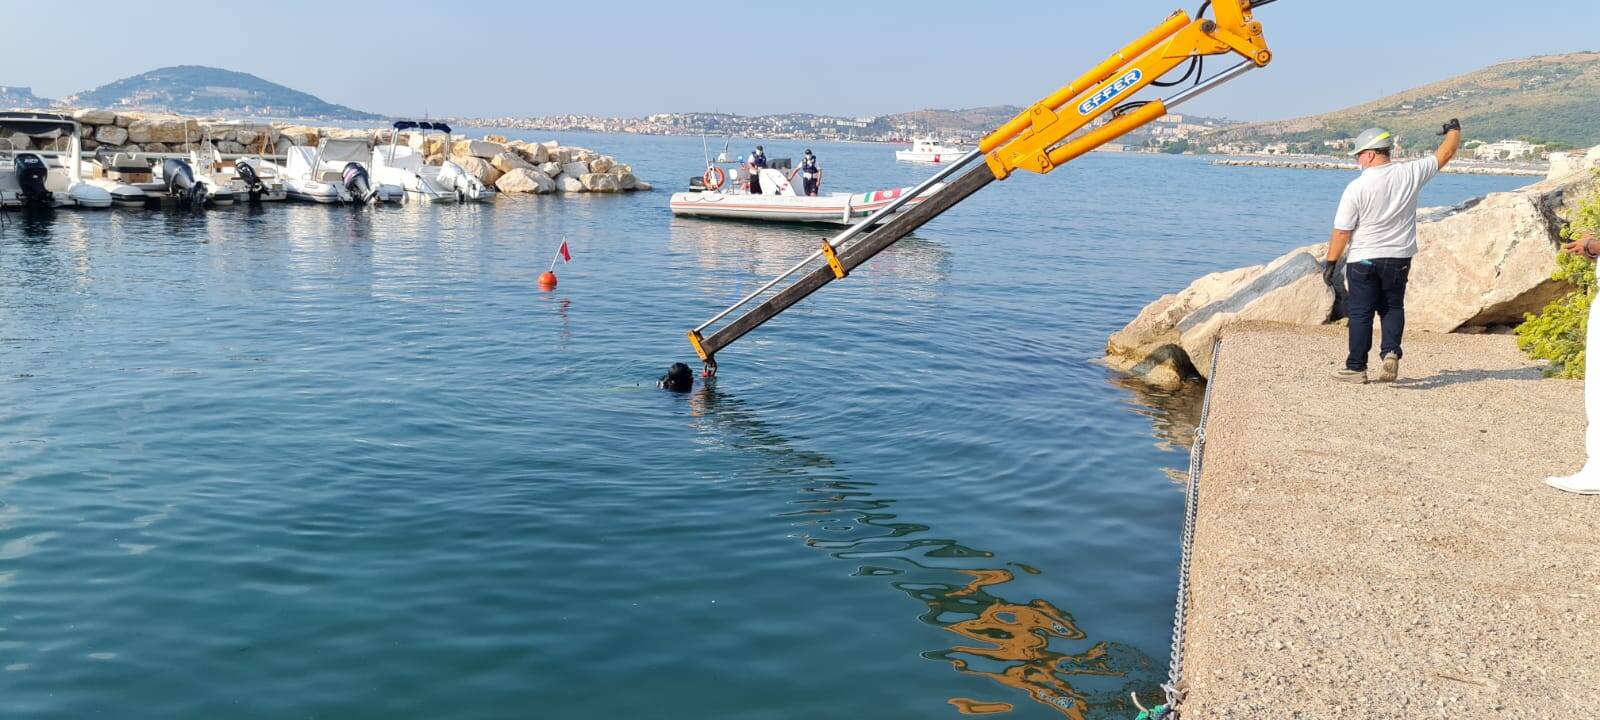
[1163,337,1222,711]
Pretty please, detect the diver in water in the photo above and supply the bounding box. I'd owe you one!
[659,362,695,392]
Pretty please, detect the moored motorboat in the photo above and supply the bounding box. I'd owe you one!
[670,165,942,225]
[894,137,968,164]
[0,111,115,209]
[372,121,496,203]
[281,138,403,204]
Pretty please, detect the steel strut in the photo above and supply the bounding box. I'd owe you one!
[686,0,1274,371]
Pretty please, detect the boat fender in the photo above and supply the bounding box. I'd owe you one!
[702,166,725,191]
[13,153,51,207]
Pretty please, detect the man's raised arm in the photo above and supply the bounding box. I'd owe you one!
[1435,118,1462,169]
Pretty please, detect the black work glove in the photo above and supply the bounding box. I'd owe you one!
[1438,118,1460,136]
[1321,259,1339,286]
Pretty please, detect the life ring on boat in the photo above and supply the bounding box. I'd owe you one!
[702,166,725,191]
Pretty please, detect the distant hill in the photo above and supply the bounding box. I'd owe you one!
[1203,52,1600,150]
[884,105,1027,134]
[0,85,53,109]
[62,65,381,121]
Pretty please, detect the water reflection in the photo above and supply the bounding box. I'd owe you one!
[688,385,1161,718]
[1106,373,1204,476]
[667,218,954,300]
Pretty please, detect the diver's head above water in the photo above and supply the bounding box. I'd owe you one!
[660,363,694,392]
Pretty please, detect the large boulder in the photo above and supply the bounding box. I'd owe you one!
[94,124,129,146]
[453,156,502,186]
[72,108,117,125]
[1405,189,1569,331]
[127,116,200,144]
[581,173,621,193]
[1175,251,1335,375]
[588,156,614,173]
[495,168,557,194]
[490,151,535,175]
[560,161,590,179]
[539,161,563,177]
[452,139,504,159]
[1107,264,1270,387]
[615,172,639,190]
[633,180,653,192]
[217,141,246,154]
[5,132,33,150]
[516,143,548,164]
[277,125,319,147]
[557,174,585,193]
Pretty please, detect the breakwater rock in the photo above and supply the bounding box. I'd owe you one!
[1110,146,1600,388]
[1,109,651,195]
[1214,157,1547,177]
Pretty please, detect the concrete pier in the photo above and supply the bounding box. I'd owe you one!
[1179,322,1599,718]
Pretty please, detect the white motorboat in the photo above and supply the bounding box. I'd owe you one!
[0,111,115,209]
[281,138,403,204]
[84,150,236,208]
[670,165,942,225]
[372,121,495,203]
[894,137,968,164]
[192,140,287,202]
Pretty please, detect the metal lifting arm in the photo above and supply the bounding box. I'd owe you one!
[687,0,1274,374]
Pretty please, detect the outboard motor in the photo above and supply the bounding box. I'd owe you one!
[342,163,376,204]
[162,158,207,208]
[14,153,52,208]
[235,160,266,202]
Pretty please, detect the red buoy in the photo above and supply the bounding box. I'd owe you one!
[538,271,558,290]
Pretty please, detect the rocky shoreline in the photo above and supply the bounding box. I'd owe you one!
[3,109,651,195]
[1110,144,1600,388]
[1213,157,1548,176]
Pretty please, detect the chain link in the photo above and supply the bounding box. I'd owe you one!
[1165,337,1221,710]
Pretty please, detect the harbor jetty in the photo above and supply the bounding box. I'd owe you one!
[1213,157,1549,177]
[1109,145,1600,716]
[1179,323,1599,717]
[2,109,651,195]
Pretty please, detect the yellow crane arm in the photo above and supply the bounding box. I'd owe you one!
[687,0,1274,374]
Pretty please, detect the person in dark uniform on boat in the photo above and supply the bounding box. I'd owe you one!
[789,149,822,196]
[745,145,767,195]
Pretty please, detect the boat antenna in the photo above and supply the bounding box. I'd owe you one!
[702,133,710,169]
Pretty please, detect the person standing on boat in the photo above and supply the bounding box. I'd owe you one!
[745,145,768,195]
[789,149,823,196]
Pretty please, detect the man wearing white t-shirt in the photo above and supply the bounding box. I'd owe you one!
[1321,119,1462,383]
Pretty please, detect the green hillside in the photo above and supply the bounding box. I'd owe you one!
[63,65,380,121]
[1204,52,1600,150]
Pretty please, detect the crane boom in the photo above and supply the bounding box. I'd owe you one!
[688,1,1274,375]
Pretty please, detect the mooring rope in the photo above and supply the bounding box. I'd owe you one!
[1159,336,1222,716]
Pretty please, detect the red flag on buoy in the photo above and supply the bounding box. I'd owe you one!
[558,240,571,263]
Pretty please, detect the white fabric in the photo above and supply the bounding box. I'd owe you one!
[1333,156,1439,263]
[1546,293,1600,493]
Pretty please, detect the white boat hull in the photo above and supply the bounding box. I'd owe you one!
[894,150,966,164]
[669,185,943,225]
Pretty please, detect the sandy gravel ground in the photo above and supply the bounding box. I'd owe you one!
[1180,322,1599,719]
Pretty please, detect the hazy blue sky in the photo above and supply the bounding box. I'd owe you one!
[6,0,1598,121]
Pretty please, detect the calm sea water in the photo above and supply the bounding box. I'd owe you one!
[0,134,1522,719]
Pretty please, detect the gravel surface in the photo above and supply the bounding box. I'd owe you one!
[1180,322,1599,719]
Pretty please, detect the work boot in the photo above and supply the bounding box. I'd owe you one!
[1546,473,1600,495]
[1376,353,1400,383]
[1332,368,1368,384]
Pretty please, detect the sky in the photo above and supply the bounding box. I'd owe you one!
[4,0,1598,123]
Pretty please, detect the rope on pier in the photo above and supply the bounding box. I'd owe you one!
[1161,336,1222,715]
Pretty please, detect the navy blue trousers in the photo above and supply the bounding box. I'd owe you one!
[1345,257,1412,371]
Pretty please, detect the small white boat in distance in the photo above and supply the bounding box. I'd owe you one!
[282,138,403,204]
[0,111,115,209]
[670,165,942,225]
[372,121,493,203]
[895,137,968,164]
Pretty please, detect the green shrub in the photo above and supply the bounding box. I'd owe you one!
[1517,172,1600,378]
